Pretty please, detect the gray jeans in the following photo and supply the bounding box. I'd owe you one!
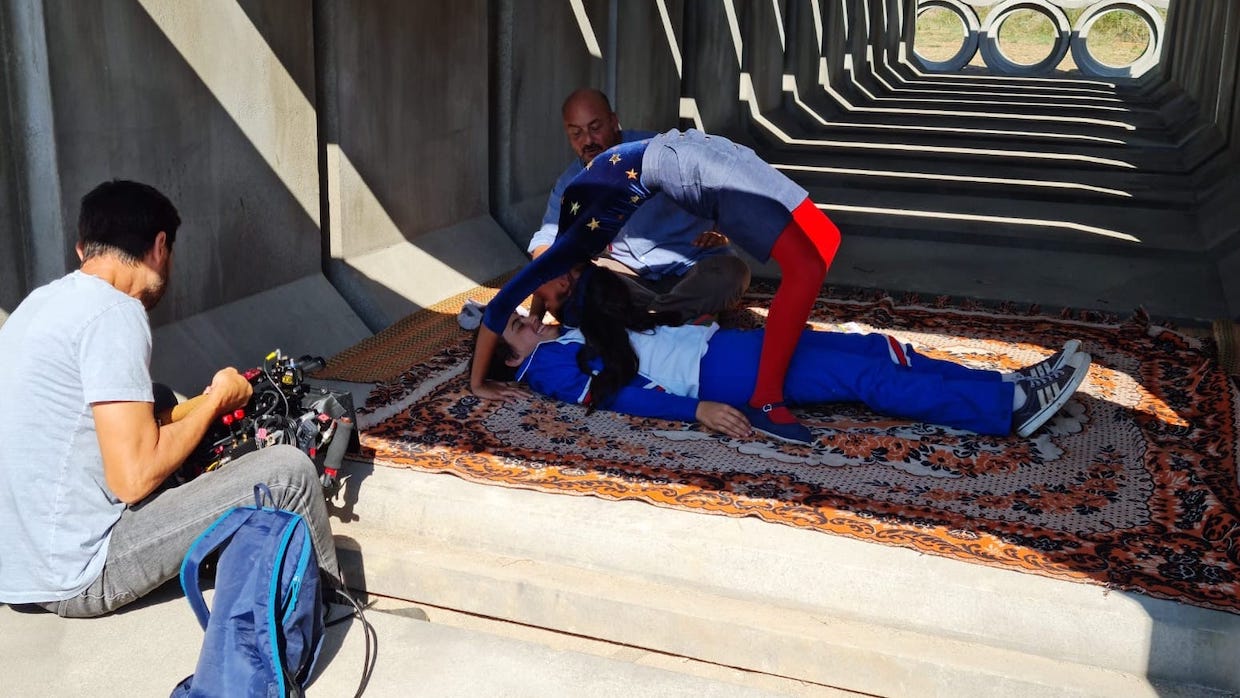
[43,445,339,618]
[597,254,751,322]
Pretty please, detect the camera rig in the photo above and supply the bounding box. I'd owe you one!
[174,349,358,494]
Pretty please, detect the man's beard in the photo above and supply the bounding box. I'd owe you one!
[580,144,603,163]
[139,276,167,309]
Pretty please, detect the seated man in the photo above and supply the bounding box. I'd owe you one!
[529,88,750,323]
[0,180,339,617]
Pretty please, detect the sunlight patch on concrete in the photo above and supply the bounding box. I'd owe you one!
[740,74,1137,168]
[810,0,824,49]
[326,144,477,302]
[769,0,786,51]
[811,61,1138,130]
[775,163,1132,198]
[655,0,682,78]
[815,202,1142,243]
[783,74,1128,145]
[722,0,743,68]
[137,0,320,227]
[569,0,603,59]
[679,97,705,132]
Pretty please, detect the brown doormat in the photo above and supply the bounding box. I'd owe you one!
[1216,318,1240,376]
[353,285,1240,615]
[315,270,518,383]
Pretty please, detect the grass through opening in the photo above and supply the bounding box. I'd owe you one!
[913,4,1166,74]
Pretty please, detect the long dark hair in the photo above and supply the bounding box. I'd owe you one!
[575,266,682,413]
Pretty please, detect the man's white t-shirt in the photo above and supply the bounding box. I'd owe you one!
[0,271,153,602]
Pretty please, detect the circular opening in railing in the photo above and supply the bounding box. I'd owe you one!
[913,0,981,72]
[994,8,1057,65]
[915,6,968,61]
[978,0,1071,76]
[1069,0,1166,78]
[1086,8,1151,66]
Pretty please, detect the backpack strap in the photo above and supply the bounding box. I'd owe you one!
[178,505,262,629]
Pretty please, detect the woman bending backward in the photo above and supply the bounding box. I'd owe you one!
[471,129,841,444]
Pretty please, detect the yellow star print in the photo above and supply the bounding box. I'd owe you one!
[629,195,641,204]
[587,218,600,231]
[625,169,638,180]
[570,202,580,215]
[608,153,622,165]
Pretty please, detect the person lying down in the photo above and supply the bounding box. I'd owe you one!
[488,266,1092,442]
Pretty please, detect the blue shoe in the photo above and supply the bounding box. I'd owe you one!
[1007,339,1080,382]
[741,403,814,445]
[1012,352,1091,438]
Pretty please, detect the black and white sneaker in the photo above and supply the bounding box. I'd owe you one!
[1007,340,1081,382]
[1012,352,1091,438]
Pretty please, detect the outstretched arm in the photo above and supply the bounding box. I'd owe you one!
[470,325,526,400]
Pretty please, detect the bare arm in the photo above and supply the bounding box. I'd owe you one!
[94,368,252,504]
[695,401,752,439]
[470,325,526,400]
[526,247,551,320]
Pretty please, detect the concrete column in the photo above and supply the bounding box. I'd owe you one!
[0,0,69,309]
[31,0,323,327]
[615,0,680,131]
[491,0,603,247]
[682,0,745,138]
[748,0,789,113]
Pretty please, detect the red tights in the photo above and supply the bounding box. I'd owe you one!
[750,199,842,423]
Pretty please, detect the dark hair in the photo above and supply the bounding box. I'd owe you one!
[484,335,519,383]
[574,266,681,414]
[78,180,180,264]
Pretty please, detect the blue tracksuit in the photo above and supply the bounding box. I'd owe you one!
[515,326,1017,436]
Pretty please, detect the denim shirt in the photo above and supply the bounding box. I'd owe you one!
[529,130,735,281]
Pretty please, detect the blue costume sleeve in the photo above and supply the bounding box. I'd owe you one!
[482,138,656,334]
[608,384,699,423]
[519,340,699,422]
[528,166,580,253]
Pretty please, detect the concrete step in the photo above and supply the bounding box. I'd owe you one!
[874,71,1169,105]
[0,587,798,697]
[795,183,1198,253]
[771,156,1195,209]
[824,74,1173,131]
[797,230,1227,323]
[782,95,1184,150]
[329,462,1240,697]
[752,108,1188,173]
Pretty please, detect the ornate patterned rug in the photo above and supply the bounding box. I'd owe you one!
[351,285,1240,615]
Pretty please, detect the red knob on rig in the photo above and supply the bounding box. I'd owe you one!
[221,414,234,426]
[233,409,246,420]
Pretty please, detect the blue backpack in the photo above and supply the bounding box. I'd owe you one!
[172,484,325,697]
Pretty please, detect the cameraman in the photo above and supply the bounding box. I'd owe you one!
[0,180,339,617]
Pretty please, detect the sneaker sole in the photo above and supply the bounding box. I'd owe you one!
[1016,353,1092,437]
[750,423,815,446]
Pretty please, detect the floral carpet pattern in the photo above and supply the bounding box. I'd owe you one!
[354,286,1240,614]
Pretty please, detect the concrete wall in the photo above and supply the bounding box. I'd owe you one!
[28,0,322,327]
[682,1,746,138]
[1167,1,1240,317]
[0,4,27,322]
[319,0,490,260]
[748,0,789,112]
[491,0,604,247]
[615,0,681,133]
